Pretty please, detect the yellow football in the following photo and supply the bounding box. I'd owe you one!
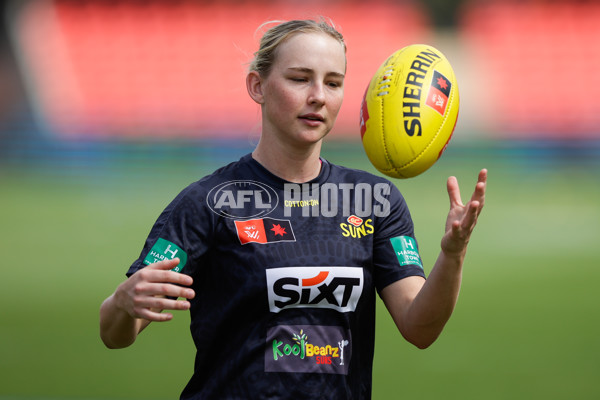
[359,44,459,178]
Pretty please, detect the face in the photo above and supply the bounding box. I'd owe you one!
[251,32,346,148]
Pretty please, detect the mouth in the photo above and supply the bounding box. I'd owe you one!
[299,113,325,123]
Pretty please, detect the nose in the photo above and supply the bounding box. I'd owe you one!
[307,82,326,106]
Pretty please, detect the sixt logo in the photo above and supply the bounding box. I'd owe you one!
[266,267,363,313]
[207,180,278,219]
[340,215,374,239]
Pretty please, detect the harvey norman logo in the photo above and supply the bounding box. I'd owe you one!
[266,267,364,313]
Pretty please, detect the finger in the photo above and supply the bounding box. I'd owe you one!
[461,200,480,231]
[446,176,463,208]
[468,182,485,208]
[146,296,191,312]
[470,169,487,210]
[132,307,173,322]
[135,281,195,299]
[450,219,462,237]
[147,257,181,270]
[154,269,194,287]
[132,297,191,320]
[463,170,485,208]
[137,269,193,288]
[140,259,193,287]
[134,307,176,322]
[478,168,488,184]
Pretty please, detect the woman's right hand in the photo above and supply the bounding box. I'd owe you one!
[113,258,195,322]
[100,258,195,348]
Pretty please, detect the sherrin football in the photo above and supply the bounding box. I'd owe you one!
[359,44,459,178]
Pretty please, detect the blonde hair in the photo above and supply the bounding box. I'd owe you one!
[249,18,346,77]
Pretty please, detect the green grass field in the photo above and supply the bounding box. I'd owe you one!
[1,140,599,399]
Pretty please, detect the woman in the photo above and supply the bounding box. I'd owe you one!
[100,18,487,399]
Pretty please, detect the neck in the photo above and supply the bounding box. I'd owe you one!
[252,139,323,183]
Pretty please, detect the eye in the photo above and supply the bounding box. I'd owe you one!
[327,80,343,89]
[290,77,308,83]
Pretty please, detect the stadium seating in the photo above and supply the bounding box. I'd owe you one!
[13,0,431,138]
[459,0,600,138]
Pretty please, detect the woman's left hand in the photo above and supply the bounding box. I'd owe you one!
[441,169,487,256]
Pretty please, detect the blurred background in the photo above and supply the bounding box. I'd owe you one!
[1,0,598,399]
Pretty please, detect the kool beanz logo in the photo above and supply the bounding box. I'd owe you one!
[207,180,278,219]
[265,325,352,375]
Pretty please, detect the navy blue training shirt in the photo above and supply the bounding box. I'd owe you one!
[127,153,426,399]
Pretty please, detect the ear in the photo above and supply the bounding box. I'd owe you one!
[246,71,265,105]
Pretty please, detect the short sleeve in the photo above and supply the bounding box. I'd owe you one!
[372,182,426,292]
[126,183,212,278]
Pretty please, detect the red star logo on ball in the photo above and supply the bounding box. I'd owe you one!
[437,76,448,90]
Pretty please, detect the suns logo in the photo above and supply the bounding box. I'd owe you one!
[340,215,374,239]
